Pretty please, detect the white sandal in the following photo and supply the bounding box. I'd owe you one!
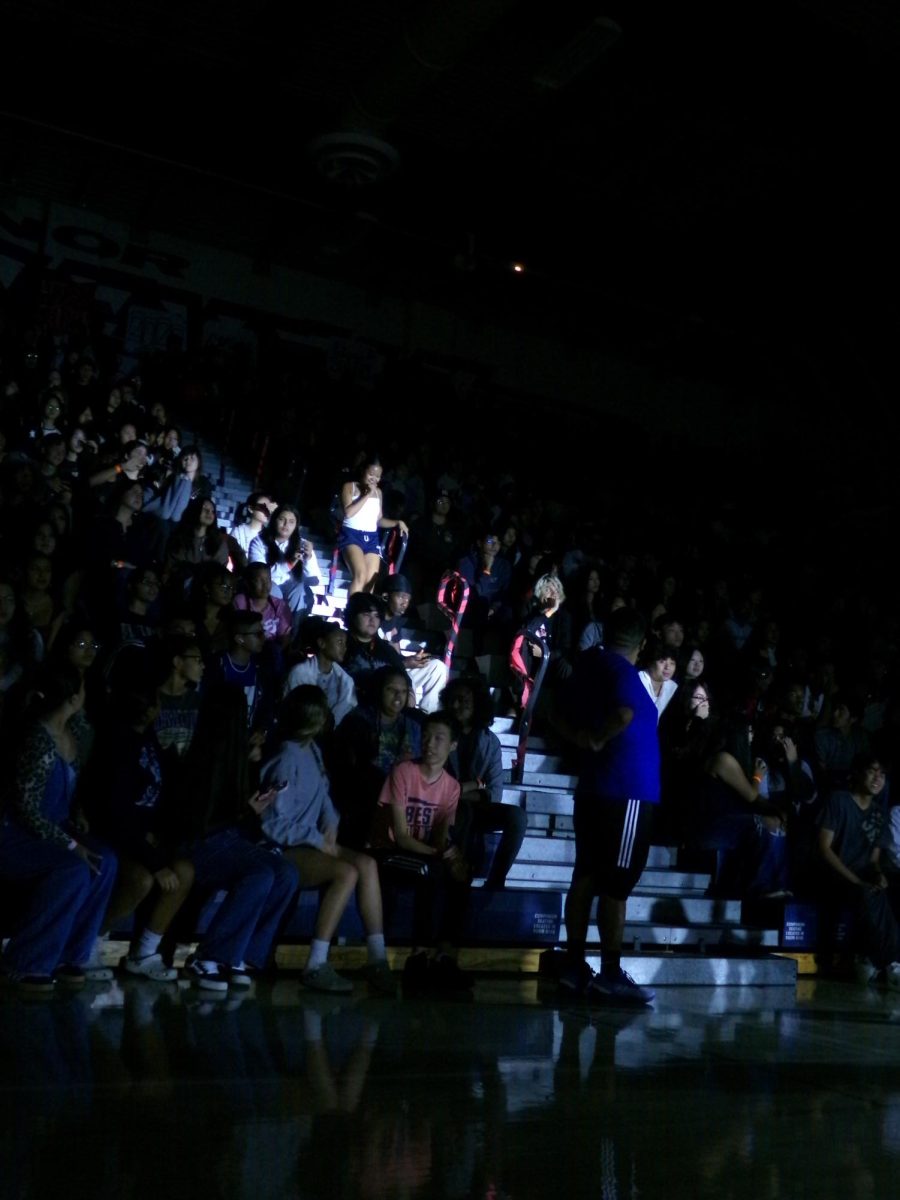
[122,953,178,983]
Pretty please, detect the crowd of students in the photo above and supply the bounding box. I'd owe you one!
[2,336,899,997]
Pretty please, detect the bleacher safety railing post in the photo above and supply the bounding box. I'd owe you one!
[437,570,470,671]
[382,528,409,576]
[512,639,551,785]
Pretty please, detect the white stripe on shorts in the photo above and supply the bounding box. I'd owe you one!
[617,798,640,869]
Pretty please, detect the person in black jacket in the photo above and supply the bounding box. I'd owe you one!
[85,688,194,981]
[341,592,404,706]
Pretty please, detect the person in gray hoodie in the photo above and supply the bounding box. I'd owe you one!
[259,685,395,996]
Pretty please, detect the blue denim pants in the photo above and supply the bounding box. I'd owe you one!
[0,821,118,976]
[185,828,299,967]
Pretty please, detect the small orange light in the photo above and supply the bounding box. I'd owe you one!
[512,262,525,273]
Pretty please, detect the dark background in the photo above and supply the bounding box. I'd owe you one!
[1,2,898,501]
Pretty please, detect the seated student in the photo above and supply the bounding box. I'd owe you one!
[283,616,357,729]
[85,479,158,630]
[207,609,276,761]
[173,684,300,992]
[258,685,395,996]
[678,644,707,686]
[84,688,194,982]
[188,562,236,661]
[408,489,461,597]
[164,497,228,594]
[0,577,41,699]
[758,719,819,893]
[637,637,679,723]
[0,665,118,993]
[34,433,69,506]
[814,693,870,794]
[341,592,405,698]
[233,562,292,654]
[378,574,449,713]
[153,634,206,764]
[227,492,276,571]
[816,755,900,989]
[330,665,422,850]
[457,529,513,640]
[685,714,791,899]
[248,504,320,631]
[116,564,163,646]
[19,552,65,651]
[441,676,527,889]
[369,711,472,992]
[143,445,213,527]
[50,620,106,730]
[657,679,719,844]
[569,563,606,652]
[88,438,151,501]
[656,614,686,656]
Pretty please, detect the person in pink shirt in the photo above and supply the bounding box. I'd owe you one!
[372,712,473,993]
[234,563,292,649]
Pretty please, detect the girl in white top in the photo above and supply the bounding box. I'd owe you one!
[338,455,408,595]
[248,504,321,622]
[638,639,679,723]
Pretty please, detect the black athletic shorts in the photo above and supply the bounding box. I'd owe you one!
[571,794,656,901]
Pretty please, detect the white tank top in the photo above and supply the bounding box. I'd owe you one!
[343,491,380,533]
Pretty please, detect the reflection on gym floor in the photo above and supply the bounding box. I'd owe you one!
[2,976,900,1199]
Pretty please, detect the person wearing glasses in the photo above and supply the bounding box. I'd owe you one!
[658,680,718,843]
[188,562,236,661]
[51,622,106,729]
[208,609,276,761]
[153,634,206,763]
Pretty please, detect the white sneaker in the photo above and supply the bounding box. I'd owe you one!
[885,962,900,991]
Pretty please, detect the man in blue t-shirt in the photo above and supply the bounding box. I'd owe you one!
[553,608,659,1006]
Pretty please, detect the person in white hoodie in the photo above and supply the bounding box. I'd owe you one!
[283,617,357,728]
[637,637,678,723]
[259,685,393,996]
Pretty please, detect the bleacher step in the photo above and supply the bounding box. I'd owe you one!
[593,953,797,987]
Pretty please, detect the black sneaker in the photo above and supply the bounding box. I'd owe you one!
[587,967,655,1007]
[557,959,596,997]
[186,959,230,993]
[8,972,56,995]
[428,955,474,993]
[402,951,430,993]
[54,964,86,988]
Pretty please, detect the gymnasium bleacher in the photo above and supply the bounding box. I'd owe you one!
[184,426,801,991]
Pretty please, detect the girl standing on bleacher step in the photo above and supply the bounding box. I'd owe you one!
[339,455,408,596]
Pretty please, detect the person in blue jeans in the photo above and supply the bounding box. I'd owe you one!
[174,683,300,993]
[0,665,118,994]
